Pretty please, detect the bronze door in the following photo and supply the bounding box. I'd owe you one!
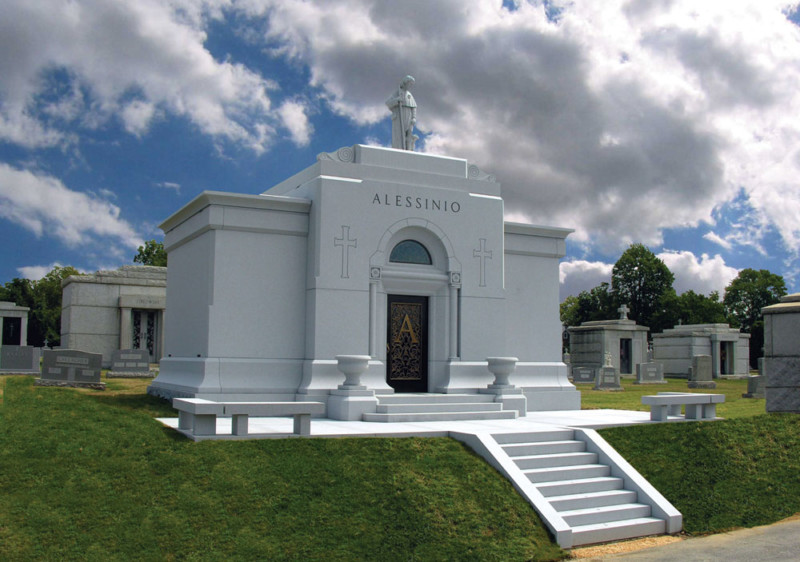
[387,295,428,392]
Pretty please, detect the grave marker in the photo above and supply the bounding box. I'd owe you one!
[688,355,716,389]
[37,349,105,390]
[634,362,666,384]
[0,345,40,374]
[571,366,596,384]
[107,349,152,378]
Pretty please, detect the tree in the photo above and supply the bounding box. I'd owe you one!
[560,283,618,327]
[724,268,786,367]
[650,290,727,334]
[611,244,675,330]
[0,266,80,347]
[134,239,167,267]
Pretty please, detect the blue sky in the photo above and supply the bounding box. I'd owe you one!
[1,0,799,300]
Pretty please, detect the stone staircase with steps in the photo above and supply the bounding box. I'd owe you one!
[362,393,518,423]
[493,429,677,547]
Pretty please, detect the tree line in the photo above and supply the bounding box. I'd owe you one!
[0,240,166,347]
[561,244,787,366]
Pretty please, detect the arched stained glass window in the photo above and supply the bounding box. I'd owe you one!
[390,240,432,265]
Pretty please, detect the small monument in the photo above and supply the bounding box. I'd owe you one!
[0,345,41,374]
[634,362,666,384]
[37,349,105,390]
[762,293,800,412]
[107,349,152,378]
[386,75,418,151]
[594,351,623,391]
[688,355,716,389]
[571,366,596,384]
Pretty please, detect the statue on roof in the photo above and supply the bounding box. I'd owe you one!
[386,75,418,151]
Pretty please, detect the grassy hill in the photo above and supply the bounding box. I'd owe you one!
[1,375,798,560]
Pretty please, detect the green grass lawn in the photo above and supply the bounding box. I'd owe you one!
[0,376,564,561]
[578,376,767,419]
[1,374,796,560]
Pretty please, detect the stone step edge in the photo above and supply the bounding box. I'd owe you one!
[362,410,518,422]
[502,440,586,455]
[547,488,637,508]
[570,517,666,547]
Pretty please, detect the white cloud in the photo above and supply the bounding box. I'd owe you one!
[0,163,141,249]
[559,259,613,301]
[246,0,800,260]
[703,231,733,251]
[278,99,313,146]
[0,0,277,151]
[17,262,63,281]
[155,181,181,193]
[658,250,739,295]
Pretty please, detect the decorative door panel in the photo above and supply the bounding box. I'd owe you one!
[387,295,428,392]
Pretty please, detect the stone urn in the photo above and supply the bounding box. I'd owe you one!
[486,357,519,387]
[335,355,371,388]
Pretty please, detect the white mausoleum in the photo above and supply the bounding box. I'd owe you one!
[148,144,579,413]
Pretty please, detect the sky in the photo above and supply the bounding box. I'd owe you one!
[1,0,799,301]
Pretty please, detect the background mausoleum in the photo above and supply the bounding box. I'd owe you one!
[61,266,167,368]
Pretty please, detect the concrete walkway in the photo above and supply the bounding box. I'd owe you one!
[605,517,800,561]
[157,408,683,440]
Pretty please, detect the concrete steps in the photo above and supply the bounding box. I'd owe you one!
[363,393,517,422]
[495,429,671,547]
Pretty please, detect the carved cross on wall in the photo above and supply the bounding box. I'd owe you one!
[334,225,357,279]
[473,238,492,287]
[618,304,630,320]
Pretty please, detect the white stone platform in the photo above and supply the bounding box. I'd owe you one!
[157,408,671,441]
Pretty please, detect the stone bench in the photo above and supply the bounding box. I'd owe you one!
[173,398,325,437]
[641,392,725,421]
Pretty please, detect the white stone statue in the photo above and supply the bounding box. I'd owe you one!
[386,75,418,151]
[604,351,613,367]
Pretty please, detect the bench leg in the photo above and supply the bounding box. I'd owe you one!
[668,405,682,416]
[703,404,717,419]
[685,404,702,419]
[294,413,311,436]
[193,414,218,436]
[650,405,668,421]
[178,411,194,430]
[232,414,249,436]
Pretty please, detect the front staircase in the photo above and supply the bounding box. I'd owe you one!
[451,429,682,548]
[496,430,669,546]
[363,393,517,422]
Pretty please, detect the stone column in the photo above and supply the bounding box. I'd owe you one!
[20,315,28,346]
[369,267,380,358]
[449,272,461,359]
[710,334,720,378]
[119,307,132,350]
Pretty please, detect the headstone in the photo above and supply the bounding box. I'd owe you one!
[688,355,716,389]
[594,366,623,391]
[742,375,765,399]
[634,362,666,384]
[762,294,800,412]
[37,349,105,390]
[107,349,152,378]
[571,366,596,384]
[0,345,40,373]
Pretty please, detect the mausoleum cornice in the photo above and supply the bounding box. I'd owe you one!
[160,190,311,233]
